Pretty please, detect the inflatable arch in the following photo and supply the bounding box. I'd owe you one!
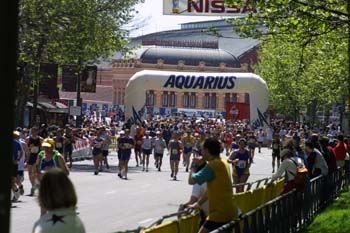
[125,70,269,130]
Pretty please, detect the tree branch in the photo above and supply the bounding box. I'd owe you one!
[291,0,348,18]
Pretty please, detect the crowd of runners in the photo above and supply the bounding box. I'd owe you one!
[11,114,350,203]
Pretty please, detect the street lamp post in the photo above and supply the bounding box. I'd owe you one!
[76,59,83,128]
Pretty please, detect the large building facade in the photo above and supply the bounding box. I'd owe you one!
[60,19,259,116]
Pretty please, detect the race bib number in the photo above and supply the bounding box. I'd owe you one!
[95,143,102,148]
[56,143,62,148]
[172,149,178,155]
[31,147,39,153]
[237,160,247,169]
[137,141,142,145]
[273,144,279,149]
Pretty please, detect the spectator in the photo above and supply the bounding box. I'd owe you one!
[32,168,85,233]
[271,149,304,194]
[332,135,348,169]
[180,160,208,226]
[188,138,236,233]
[305,141,329,178]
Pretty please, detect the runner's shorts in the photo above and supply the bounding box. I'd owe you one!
[92,148,102,156]
[184,147,192,154]
[143,149,152,155]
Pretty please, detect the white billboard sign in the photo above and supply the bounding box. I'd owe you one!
[69,106,81,116]
[163,0,257,16]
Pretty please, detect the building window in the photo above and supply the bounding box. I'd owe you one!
[162,91,168,107]
[146,90,155,106]
[211,93,217,109]
[245,93,250,104]
[224,93,231,104]
[190,93,196,108]
[169,92,176,107]
[183,92,189,108]
[204,93,210,109]
[232,93,238,103]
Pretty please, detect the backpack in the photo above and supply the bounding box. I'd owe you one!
[290,158,309,192]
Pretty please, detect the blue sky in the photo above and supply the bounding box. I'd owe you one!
[126,0,223,37]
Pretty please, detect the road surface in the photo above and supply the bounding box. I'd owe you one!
[11,148,273,233]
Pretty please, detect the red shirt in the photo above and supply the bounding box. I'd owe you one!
[333,142,348,161]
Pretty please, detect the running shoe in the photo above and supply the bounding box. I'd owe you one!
[94,171,99,175]
[171,172,174,178]
[29,187,35,196]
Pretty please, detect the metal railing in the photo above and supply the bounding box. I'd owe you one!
[232,177,273,193]
[211,168,348,233]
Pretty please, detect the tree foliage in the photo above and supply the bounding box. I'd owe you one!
[16,0,140,126]
[226,0,349,120]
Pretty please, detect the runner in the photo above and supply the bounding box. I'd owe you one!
[168,132,182,180]
[271,133,281,173]
[63,127,75,168]
[134,127,143,167]
[15,130,27,196]
[91,129,104,175]
[35,138,69,177]
[224,130,233,156]
[12,131,24,202]
[266,126,273,149]
[54,128,64,154]
[256,128,265,153]
[118,129,134,179]
[228,138,251,193]
[25,126,43,196]
[248,133,257,163]
[101,127,112,170]
[142,131,153,172]
[182,131,194,172]
[154,131,167,172]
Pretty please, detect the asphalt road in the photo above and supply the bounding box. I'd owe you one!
[10,147,273,233]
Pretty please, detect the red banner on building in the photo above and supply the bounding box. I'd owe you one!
[226,102,250,121]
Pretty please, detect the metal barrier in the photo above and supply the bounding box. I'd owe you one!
[211,168,348,233]
[232,177,273,193]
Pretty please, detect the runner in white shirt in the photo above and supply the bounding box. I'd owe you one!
[142,131,153,172]
[256,128,265,153]
[266,127,273,149]
[153,131,167,172]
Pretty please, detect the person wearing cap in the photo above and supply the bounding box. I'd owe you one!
[35,138,69,178]
[153,131,167,172]
[271,148,305,194]
[228,138,251,193]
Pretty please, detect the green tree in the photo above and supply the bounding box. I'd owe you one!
[226,0,349,123]
[16,0,140,126]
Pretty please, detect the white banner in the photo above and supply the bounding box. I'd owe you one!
[163,0,256,16]
[125,70,270,130]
